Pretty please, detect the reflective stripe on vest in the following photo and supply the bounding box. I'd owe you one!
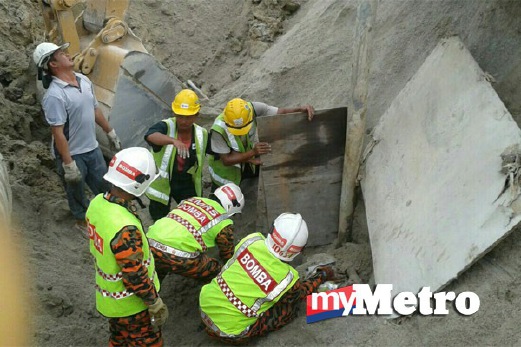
[146,187,170,202]
[146,118,176,201]
[149,239,200,258]
[95,274,157,300]
[94,269,156,300]
[194,126,205,160]
[160,118,176,177]
[208,165,235,186]
[95,249,155,298]
[95,250,153,282]
[251,271,294,312]
[166,212,207,251]
[217,275,257,318]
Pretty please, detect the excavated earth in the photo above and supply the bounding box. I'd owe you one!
[2,0,521,345]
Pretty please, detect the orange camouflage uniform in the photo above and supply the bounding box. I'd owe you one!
[152,225,234,282]
[204,271,326,345]
[103,193,162,347]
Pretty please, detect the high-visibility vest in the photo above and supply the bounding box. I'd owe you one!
[199,232,299,337]
[147,197,233,257]
[146,118,208,204]
[208,105,257,187]
[86,194,160,318]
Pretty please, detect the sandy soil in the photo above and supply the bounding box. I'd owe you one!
[2,0,521,345]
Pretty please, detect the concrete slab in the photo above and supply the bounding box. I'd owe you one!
[258,107,347,246]
[361,37,521,302]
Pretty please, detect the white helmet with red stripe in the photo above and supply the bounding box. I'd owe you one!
[266,213,308,262]
[214,183,244,215]
[103,147,159,197]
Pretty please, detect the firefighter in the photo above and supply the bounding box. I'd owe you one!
[147,183,244,282]
[199,213,334,344]
[145,89,208,221]
[86,147,168,346]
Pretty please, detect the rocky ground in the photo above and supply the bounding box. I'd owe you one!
[2,0,521,346]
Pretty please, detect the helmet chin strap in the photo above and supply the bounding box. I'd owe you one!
[133,196,146,209]
[42,74,52,89]
[38,67,52,89]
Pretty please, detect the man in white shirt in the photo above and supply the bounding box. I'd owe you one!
[33,42,121,232]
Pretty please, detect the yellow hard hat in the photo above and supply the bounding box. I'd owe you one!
[223,98,254,136]
[172,89,201,116]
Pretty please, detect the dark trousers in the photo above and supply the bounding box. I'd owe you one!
[151,248,221,283]
[56,147,109,220]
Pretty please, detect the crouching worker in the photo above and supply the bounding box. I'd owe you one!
[199,213,335,344]
[147,183,245,282]
[86,148,169,347]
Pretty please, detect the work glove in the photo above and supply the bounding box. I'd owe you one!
[107,129,122,151]
[148,297,169,329]
[62,161,82,184]
[316,265,335,281]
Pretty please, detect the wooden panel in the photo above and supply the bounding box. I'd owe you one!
[258,107,347,246]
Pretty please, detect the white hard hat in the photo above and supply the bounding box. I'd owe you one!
[266,213,308,262]
[214,183,244,215]
[103,147,159,197]
[33,42,70,68]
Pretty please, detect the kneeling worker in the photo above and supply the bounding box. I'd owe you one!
[147,183,244,282]
[86,147,169,347]
[199,213,335,344]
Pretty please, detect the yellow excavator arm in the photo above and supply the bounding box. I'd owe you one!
[39,0,132,58]
[37,0,183,157]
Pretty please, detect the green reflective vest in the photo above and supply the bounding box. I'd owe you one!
[208,106,257,188]
[147,197,233,254]
[146,118,208,205]
[199,232,299,337]
[86,194,160,318]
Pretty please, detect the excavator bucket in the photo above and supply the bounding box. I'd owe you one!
[95,51,183,156]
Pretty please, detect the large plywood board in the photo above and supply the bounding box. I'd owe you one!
[361,37,521,298]
[258,107,347,246]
